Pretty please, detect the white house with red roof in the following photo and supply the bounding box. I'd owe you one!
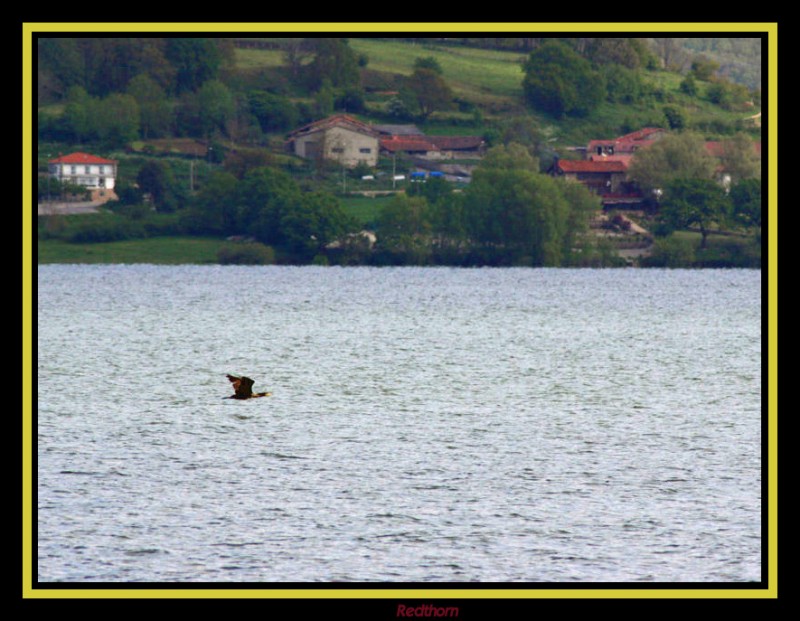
[48,152,118,192]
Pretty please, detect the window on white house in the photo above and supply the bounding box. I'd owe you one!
[70,166,76,174]
[359,148,372,154]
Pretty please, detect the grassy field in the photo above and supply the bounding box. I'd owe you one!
[350,39,527,105]
[338,194,396,227]
[38,236,226,264]
[227,37,758,146]
[233,47,288,70]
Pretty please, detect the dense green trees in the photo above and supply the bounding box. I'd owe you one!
[127,74,173,138]
[38,38,230,99]
[376,194,434,264]
[165,38,229,94]
[248,90,299,133]
[179,166,357,261]
[522,40,605,118]
[627,132,717,194]
[373,144,599,266]
[59,87,140,147]
[404,60,455,122]
[730,178,762,228]
[659,178,730,249]
[303,38,362,91]
[136,161,182,213]
[463,144,597,265]
[650,175,760,260]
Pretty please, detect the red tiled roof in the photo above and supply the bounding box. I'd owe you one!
[49,152,117,165]
[616,127,665,143]
[587,139,616,150]
[587,128,665,155]
[428,136,484,150]
[558,160,628,173]
[588,154,634,166]
[380,137,440,153]
[704,141,762,158]
[288,114,379,139]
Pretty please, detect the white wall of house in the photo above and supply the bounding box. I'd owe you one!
[293,126,379,168]
[49,163,116,189]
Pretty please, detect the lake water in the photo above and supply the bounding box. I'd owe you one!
[36,265,762,583]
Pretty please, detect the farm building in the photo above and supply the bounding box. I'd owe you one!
[286,115,380,168]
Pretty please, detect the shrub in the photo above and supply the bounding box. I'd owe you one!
[66,215,146,243]
[641,235,696,268]
[217,241,276,265]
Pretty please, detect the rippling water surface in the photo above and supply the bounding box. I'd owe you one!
[37,266,762,583]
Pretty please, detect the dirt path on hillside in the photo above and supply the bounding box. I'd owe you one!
[37,200,105,215]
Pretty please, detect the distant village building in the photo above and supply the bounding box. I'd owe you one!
[551,126,761,210]
[380,135,443,159]
[286,114,380,168]
[428,135,486,159]
[549,128,668,209]
[550,157,629,194]
[287,115,485,168]
[379,134,485,160]
[584,127,667,161]
[373,124,424,137]
[48,152,118,192]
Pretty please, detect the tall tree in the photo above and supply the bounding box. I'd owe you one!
[522,40,605,118]
[37,38,84,98]
[718,134,761,183]
[90,93,140,147]
[660,177,731,249]
[136,160,180,213]
[165,38,223,93]
[248,90,298,133]
[464,144,573,265]
[180,171,239,234]
[730,178,762,229]
[376,194,433,263]
[282,38,314,79]
[279,192,354,260]
[304,38,361,91]
[235,167,301,235]
[405,65,455,122]
[650,38,690,71]
[628,132,717,195]
[127,74,173,138]
[62,86,93,143]
[196,80,235,138]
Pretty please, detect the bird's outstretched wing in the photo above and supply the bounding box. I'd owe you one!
[227,374,241,390]
[239,376,255,397]
[227,374,251,398]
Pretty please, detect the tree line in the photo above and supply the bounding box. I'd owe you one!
[520,39,759,120]
[74,142,603,267]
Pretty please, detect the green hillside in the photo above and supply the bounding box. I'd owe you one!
[224,37,760,150]
[36,36,762,268]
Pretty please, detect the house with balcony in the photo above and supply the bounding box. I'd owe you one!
[48,152,118,195]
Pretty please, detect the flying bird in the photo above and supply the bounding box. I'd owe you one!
[226,374,271,399]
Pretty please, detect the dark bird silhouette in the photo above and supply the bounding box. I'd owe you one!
[226,374,271,399]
